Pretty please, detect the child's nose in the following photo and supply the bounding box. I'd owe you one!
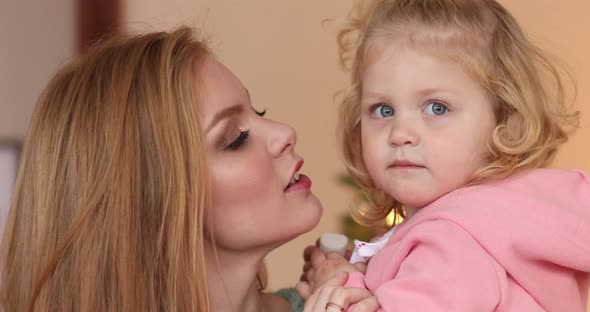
[388,119,419,147]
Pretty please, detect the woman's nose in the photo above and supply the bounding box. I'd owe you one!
[268,120,297,157]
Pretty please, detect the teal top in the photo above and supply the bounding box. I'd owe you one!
[274,288,305,312]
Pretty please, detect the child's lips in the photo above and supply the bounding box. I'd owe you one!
[390,160,424,168]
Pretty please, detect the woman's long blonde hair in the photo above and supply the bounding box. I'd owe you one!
[337,0,579,226]
[0,27,247,311]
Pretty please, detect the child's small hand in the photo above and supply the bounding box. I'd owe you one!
[297,246,365,298]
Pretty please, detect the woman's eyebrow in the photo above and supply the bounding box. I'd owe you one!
[206,104,244,133]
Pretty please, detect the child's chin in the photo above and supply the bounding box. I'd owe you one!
[397,195,438,210]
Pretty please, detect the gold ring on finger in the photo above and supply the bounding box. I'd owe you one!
[325,301,345,312]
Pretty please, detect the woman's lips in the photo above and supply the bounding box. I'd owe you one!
[285,174,312,192]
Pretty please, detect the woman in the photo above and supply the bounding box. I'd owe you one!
[0,27,328,311]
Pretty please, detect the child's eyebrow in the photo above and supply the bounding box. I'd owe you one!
[361,87,455,105]
[414,87,448,97]
[361,91,390,102]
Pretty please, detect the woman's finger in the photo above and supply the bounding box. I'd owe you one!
[303,272,348,312]
[299,271,307,282]
[303,245,317,261]
[300,260,312,282]
[350,296,380,312]
[305,267,316,285]
[306,285,338,312]
[295,280,311,299]
[303,260,312,273]
[326,287,373,311]
[310,247,327,268]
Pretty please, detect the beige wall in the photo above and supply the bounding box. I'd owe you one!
[0,0,76,140]
[124,0,590,296]
[0,0,75,239]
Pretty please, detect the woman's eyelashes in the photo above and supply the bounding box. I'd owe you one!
[254,108,266,117]
[224,130,250,151]
[221,108,265,151]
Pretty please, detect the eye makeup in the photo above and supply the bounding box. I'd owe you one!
[224,129,250,151]
[214,106,266,151]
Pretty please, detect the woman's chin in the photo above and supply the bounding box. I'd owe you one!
[301,195,323,231]
[273,203,323,248]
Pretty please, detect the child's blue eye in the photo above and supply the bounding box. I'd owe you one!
[225,130,250,151]
[424,102,448,115]
[373,104,394,118]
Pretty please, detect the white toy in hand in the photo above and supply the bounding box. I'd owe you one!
[319,233,348,256]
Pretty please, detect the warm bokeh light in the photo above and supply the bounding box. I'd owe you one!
[386,209,404,227]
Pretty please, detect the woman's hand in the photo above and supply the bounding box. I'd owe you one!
[302,273,380,312]
[297,246,365,299]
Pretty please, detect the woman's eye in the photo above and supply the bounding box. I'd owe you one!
[225,130,250,151]
[424,102,449,115]
[372,104,394,118]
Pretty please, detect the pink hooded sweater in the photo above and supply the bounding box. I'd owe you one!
[345,169,590,311]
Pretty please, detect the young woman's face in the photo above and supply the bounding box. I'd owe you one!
[360,42,495,213]
[198,58,322,252]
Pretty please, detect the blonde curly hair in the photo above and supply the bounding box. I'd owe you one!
[337,0,579,225]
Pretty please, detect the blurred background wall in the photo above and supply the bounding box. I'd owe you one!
[0,0,75,238]
[0,0,75,139]
[0,1,588,305]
